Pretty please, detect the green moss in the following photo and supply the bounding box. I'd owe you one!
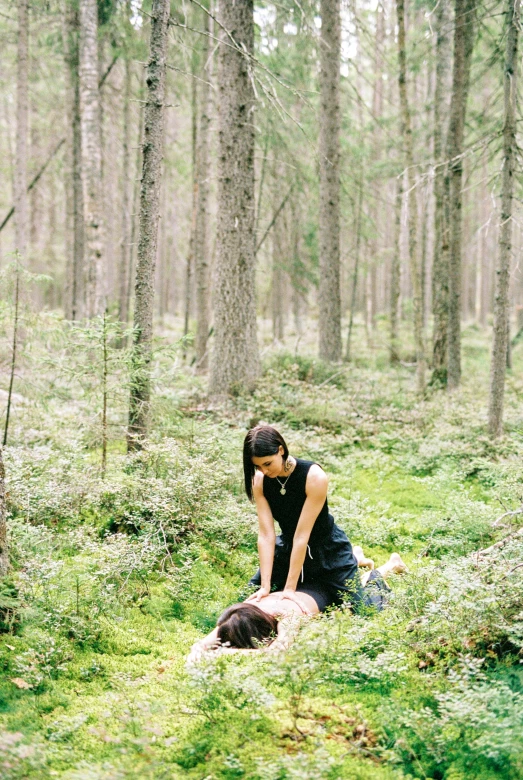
[2,325,523,777]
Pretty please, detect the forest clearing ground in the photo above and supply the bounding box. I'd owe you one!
[0,319,523,778]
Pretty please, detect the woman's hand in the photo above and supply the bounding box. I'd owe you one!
[186,627,220,665]
[186,641,206,666]
[245,585,271,603]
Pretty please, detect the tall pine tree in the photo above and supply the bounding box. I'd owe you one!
[209,0,260,395]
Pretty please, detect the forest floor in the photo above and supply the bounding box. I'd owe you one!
[1,316,523,779]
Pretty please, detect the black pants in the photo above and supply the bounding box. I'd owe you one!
[248,558,389,613]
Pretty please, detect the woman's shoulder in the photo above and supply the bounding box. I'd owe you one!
[305,462,328,490]
[253,470,265,494]
[296,458,324,476]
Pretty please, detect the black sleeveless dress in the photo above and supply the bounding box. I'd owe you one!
[248,458,369,611]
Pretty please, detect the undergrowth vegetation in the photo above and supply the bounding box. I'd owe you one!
[0,313,523,778]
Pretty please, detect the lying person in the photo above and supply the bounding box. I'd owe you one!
[187,549,407,662]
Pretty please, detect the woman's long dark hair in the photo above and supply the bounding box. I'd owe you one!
[243,425,289,501]
[217,603,278,649]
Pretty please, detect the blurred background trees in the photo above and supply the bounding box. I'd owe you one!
[0,0,521,434]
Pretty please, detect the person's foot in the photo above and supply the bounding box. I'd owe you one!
[388,552,408,574]
[353,545,375,569]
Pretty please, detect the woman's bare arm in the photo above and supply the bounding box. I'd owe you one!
[186,627,220,664]
[250,472,276,601]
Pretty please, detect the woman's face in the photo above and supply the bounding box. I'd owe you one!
[252,445,285,478]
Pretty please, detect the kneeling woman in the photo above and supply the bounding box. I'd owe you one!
[188,552,405,661]
[244,425,388,613]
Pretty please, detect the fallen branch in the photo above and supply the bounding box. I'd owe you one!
[477,527,523,557]
[492,505,523,527]
[499,561,523,580]
[317,366,351,389]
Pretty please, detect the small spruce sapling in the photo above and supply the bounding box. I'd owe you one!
[43,313,131,477]
[0,256,50,446]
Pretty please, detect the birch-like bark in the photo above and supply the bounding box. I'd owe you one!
[79,0,104,317]
[488,0,520,437]
[209,0,260,394]
[396,0,425,391]
[15,0,29,258]
[318,0,342,361]
[63,0,85,319]
[194,6,213,370]
[127,0,170,448]
[118,54,132,326]
[431,0,452,383]
[0,447,7,576]
[446,0,476,389]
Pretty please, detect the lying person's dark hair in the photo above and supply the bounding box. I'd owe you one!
[217,603,279,649]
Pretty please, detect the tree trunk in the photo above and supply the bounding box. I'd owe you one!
[3,266,20,447]
[15,0,29,258]
[345,178,363,361]
[127,0,170,449]
[29,111,40,261]
[475,149,488,326]
[390,174,403,363]
[318,0,342,362]
[0,447,7,576]
[446,0,476,389]
[255,127,269,241]
[364,264,374,345]
[118,53,132,326]
[290,194,303,335]
[194,6,213,371]
[420,183,430,330]
[63,0,85,320]
[183,58,198,359]
[367,3,385,335]
[488,0,519,437]
[209,0,260,395]
[158,166,168,320]
[271,150,285,342]
[396,0,425,391]
[125,73,146,330]
[478,148,489,326]
[79,0,104,317]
